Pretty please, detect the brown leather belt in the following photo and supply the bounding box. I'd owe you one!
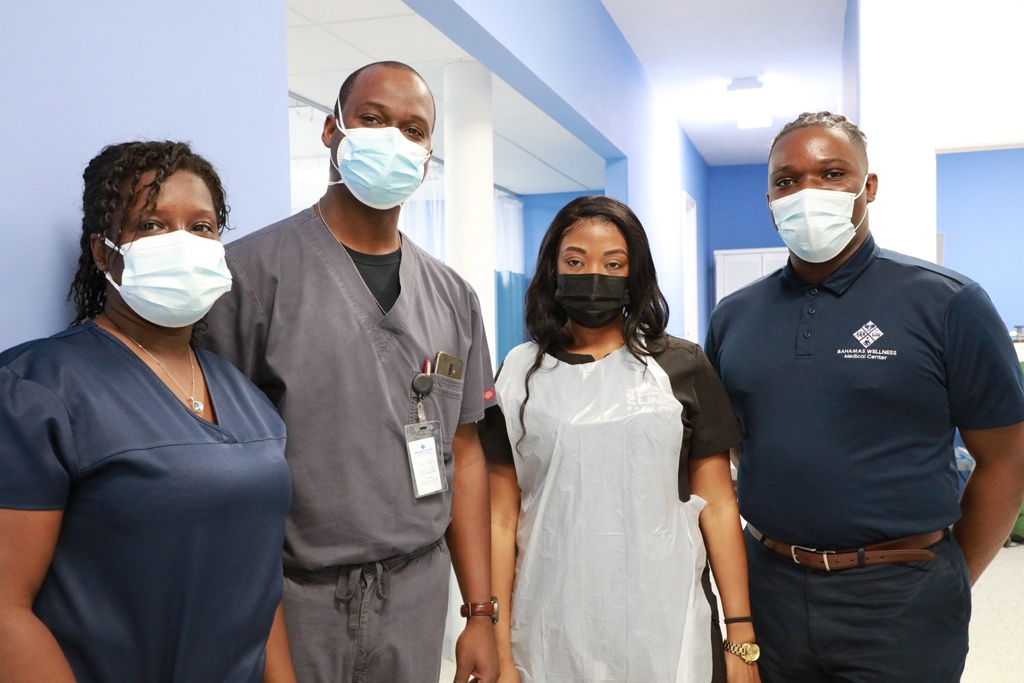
[748,525,948,571]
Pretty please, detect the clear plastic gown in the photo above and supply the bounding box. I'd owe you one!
[497,343,712,683]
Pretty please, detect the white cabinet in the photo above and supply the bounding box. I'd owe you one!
[714,247,790,303]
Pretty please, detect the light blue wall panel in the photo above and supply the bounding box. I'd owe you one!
[937,148,1024,330]
[0,1,290,349]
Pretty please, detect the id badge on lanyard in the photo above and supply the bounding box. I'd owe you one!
[406,361,447,498]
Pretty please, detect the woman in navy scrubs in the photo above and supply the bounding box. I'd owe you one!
[0,141,295,682]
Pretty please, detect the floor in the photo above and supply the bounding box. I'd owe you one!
[962,542,1024,682]
[438,544,1024,682]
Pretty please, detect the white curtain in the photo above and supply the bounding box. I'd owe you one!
[494,188,525,274]
[398,162,445,260]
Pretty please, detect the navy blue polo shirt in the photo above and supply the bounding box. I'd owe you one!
[705,234,1024,548]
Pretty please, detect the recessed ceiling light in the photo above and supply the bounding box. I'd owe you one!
[727,77,763,91]
[727,77,772,128]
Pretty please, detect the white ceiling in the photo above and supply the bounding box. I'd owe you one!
[286,0,847,194]
[603,0,848,166]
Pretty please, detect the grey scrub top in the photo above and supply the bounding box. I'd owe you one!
[201,208,496,568]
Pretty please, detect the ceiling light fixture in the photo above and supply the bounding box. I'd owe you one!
[727,77,763,92]
[726,77,773,129]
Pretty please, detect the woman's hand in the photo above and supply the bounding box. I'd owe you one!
[0,508,76,682]
[724,653,763,683]
[496,660,521,683]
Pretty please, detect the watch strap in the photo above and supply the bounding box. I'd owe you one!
[460,596,499,624]
[723,639,760,664]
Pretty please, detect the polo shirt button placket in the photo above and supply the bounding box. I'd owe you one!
[796,287,819,357]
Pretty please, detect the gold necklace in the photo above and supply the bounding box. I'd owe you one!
[112,321,204,415]
[316,199,387,315]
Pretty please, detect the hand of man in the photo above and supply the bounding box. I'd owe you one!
[453,617,499,683]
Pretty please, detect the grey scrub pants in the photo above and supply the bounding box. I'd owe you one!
[283,538,450,683]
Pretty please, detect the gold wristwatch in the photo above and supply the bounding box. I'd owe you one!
[723,640,761,664]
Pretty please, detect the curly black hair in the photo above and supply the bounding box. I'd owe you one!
[69,140,230,325]
[770,111,868,161]
[515,195,671,450]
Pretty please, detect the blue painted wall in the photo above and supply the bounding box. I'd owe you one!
[706,163,783,318]
[682,136,712,337]
[937,148,1024,330]
[842,0,861,120]
[708,164,782,252]
[0,1,290,351]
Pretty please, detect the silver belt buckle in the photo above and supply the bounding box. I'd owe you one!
[791,544,835,571]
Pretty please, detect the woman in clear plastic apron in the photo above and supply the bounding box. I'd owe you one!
[481,196,762,683]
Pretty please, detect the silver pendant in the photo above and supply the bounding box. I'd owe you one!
[192,400,204,414]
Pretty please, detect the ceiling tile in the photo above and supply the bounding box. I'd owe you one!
[320,14,468,65]
[287,25,373,75]
[288,0,414,25]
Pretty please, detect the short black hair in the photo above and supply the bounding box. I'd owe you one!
[69,140,229,325]
[770,111,868,161]
[334,60,436,131]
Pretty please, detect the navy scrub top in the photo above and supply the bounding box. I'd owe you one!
[0,321,291,682]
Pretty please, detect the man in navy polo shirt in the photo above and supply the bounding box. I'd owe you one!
[705,111,1024,682]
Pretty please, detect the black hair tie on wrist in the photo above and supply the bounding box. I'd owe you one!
[724,616,754,625]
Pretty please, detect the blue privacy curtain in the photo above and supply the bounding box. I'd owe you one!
[494,189,527,365]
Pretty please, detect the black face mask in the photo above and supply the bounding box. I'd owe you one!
[554,274,630,329]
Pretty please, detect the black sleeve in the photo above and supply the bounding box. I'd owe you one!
[686,346,745,459]
[477,361,515,466]
[654,336,744,500]
[478,403,515,466]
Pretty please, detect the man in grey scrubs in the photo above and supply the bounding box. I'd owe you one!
[201,61,500,683]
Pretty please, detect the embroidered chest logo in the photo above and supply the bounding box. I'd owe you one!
[836,320,897,360]
[853,321,884,348]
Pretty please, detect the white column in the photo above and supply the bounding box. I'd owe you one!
[858,0,1024,262]
[443,60,496,365]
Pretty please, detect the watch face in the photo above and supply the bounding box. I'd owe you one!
[745,643,761,663]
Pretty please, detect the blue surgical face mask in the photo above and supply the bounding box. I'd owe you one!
[770,176,868,264]
[328,107,431,210]
[104,231,232,328]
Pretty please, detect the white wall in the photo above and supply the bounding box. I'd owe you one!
[858,0,1024,260]
[0,1,291,350]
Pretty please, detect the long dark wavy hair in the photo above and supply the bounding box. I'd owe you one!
[68,140,229,325]
[516,195,670,449]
